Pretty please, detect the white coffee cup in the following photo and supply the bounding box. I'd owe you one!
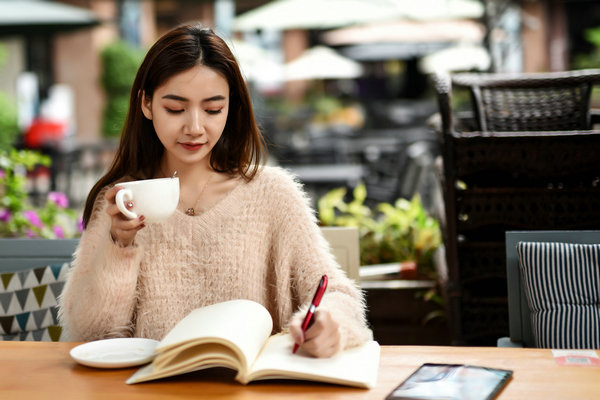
[115,177,180,223]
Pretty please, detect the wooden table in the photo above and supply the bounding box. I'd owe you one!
[1,342,599,399]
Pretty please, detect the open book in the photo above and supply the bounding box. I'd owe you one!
[126,299,380,388]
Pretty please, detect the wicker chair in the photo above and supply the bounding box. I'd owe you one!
[432,70,600,345]
[451,69,600,132]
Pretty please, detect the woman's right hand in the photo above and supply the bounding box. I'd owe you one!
[105,185,146,247]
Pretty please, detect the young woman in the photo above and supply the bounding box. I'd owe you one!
[58,23,372,358]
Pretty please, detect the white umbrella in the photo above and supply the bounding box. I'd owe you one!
[234,0,484,32]
[0,0,100,31]
[226,39,284,90]
[391,0,484,20]
[322,19,485,45]
[419,44,491,74]
[234,0,392,31]
[284,46,363,81]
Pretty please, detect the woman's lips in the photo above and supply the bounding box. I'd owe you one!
[180,142,205,151]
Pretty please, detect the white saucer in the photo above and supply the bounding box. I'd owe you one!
[70,338,159,368]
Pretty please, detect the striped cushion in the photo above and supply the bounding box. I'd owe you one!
[0,263,70,341]
[517,242,600,349]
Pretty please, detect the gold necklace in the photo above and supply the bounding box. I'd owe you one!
[185,173,213,216]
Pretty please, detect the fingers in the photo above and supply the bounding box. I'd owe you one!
[106,186,146,247]
[288,314,305,346]
[104,185,121,202]
[292,309,342,358]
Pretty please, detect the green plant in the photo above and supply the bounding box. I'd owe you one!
[0,92,18,152]
[318,183,442,277]
[0,43,19,152]
[572,26,600,69]
[0,149,82,238]
[100,40,145,136]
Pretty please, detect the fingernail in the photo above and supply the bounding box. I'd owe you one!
[139,215,146,222]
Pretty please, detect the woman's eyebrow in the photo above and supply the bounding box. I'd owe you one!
[162,94,187,101]
[203,95,226,102]
[161,94,226,102]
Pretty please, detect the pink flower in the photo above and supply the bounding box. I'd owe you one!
[48,191,69,208]
[0,208,10,222]
[0,169,5,179]
[77,217,84,232]
[53,225,65,238]
[23,210,43,228]
[26,229,36,238]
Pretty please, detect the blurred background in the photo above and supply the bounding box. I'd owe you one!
[2,0,599,211]
[1,0,600,346]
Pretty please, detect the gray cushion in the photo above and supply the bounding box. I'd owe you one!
[517,241,600,349]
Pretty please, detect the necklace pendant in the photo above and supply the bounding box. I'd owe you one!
[185,207,195,216]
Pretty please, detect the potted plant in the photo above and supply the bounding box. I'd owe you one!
[319,183,448,335]
[0,149,82,238]
[317,183,442,279]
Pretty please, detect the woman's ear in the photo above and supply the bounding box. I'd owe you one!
[141,91,153,120]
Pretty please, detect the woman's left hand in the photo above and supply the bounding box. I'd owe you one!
[289,308,343,358]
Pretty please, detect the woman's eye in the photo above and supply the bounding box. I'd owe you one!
[206,109,222,115]
[166,108,184,114]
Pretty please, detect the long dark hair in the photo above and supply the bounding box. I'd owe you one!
[83,24,267,227]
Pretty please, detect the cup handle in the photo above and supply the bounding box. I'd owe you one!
[115,189,138,219]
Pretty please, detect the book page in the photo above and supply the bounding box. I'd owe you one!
[244,333,380,388]
[157,300,273,372]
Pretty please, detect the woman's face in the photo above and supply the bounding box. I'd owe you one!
[142,64,230,169]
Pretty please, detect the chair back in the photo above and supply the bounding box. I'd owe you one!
[452,70,600,132]
[505,230,600,347]
[320,226,360,283]
[0,239,79,272]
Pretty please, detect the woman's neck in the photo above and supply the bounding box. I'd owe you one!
[160,157,213,182]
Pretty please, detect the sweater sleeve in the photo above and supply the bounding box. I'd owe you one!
[268,168,373,348]
[58,187,144,341]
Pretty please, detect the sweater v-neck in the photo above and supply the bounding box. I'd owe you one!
[173,175,246,223]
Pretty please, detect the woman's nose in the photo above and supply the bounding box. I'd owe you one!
[185,109,204,135]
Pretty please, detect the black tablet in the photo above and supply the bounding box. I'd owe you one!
[385,363,513,400]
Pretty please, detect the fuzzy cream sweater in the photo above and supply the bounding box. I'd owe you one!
[58,166,372,348]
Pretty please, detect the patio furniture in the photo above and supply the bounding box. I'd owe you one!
[451,69,600,132]
[320,226,360,283]
[0,238,78,273]
[0,238,78,341]
[500,230,600,348]
[432,70,600,345]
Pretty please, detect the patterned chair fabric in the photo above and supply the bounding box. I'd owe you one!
[0,238,78,341]
[517,241,600,349]
[0,262,70,341]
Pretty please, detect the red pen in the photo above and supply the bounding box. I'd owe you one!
[292,274,328,354]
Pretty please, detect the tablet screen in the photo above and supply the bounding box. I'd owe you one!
[386,363,513,400]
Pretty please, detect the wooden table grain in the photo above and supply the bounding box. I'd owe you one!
[1,342,599,399]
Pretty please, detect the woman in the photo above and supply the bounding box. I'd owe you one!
[59,23,372,357]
